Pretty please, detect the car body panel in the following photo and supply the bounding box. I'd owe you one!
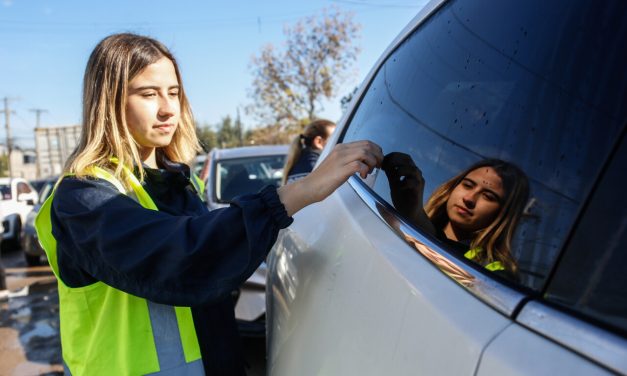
[21,177,57,262]
[0,177,38,244]
[477,323,613,376]
[267,182,512,375]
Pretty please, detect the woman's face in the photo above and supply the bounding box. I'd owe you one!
[445,166,504,237]
[125,57,180,158]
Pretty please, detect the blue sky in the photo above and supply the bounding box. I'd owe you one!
[0,0,427,148]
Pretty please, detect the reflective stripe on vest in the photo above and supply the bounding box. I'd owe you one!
[464,247,505,272]
[35,164,204,375]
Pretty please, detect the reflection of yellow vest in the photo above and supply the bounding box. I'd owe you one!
[35,165,205,375]
[464,247,505,271]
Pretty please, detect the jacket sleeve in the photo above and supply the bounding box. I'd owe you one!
[51,177,292,307]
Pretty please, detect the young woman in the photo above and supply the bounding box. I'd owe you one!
[282,119,336,185]
[382,152,529,276]
[35,33,382,376]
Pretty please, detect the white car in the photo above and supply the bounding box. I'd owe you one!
[0,177,39,248]
[266,0,627,375]
[202,145,288,211]
[200,145,288,335]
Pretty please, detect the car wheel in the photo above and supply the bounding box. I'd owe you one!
[25,252,41,266]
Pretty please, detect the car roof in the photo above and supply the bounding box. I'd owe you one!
[210,145,289,160]
[0,177,26,184]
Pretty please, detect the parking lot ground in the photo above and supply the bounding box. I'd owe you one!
[0,249,62,376]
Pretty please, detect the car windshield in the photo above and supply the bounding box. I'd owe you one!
[216,155,286,202]
[0,184,11,200]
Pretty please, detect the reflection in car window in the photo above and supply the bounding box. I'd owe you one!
[216,155,286,202]
[343,0,627,290]
[546,133,627,336]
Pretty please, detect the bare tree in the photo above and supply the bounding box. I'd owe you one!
[247,7,360,130]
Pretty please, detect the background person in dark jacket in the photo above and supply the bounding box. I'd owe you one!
[282,119,336,185]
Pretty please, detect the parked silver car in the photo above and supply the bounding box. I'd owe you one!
[201,145,288,336]
[266,0,627,374]
[21,177,57,265]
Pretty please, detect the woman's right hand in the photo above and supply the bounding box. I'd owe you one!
[278,140,383,216]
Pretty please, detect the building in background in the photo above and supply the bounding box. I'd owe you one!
[34,125,80,178]
[0,145,37,180]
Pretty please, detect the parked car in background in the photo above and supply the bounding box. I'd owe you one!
[202,145,288,211]
[266,0,627,375]
[21,177,57,266]
[202,145,288,336]
[0,177,39,249]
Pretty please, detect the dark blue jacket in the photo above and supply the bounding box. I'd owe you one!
[51,158,292,375]
[286,147,321,183]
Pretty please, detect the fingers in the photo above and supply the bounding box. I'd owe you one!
[333,140,383,175]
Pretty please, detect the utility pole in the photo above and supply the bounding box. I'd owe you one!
[30,108,47,128]
[0,97,17,179]
[30,108,48,178]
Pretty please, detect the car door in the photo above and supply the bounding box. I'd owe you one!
[267,0,627,374]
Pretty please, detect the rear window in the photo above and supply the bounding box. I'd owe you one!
[216,155,286,202]
[343,0,627,290]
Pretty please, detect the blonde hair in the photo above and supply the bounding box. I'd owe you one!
[65,33,201,181]
[424,159,529,273]
[282,119,335,185]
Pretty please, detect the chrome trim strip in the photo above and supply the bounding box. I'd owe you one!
[348,175,525,316]
[517,301,627,375]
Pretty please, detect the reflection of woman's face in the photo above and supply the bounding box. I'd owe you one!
[445,167,504,239]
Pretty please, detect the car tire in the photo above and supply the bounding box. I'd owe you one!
[9,219,22,251]
[24,252,41,266]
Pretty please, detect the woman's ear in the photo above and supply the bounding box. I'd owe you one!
[312,135,326,150]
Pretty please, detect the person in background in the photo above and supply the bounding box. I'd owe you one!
[282,119,336,185]
[382,152,529,278]
[35,33,382,376]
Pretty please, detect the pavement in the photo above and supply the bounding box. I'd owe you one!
[0,250,62,376]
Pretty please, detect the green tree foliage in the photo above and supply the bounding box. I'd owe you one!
[247,7,360,130]
[216,116,241,148]
[195,123,217,152]
[0,154,9,177]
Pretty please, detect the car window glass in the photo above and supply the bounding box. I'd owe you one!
[17,182,32,195]
[216,155,286,202]
[342,0,627,290]
[545,133,627,336]
[0,184,11,200]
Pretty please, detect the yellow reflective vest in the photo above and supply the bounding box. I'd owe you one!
[35,165,205,375]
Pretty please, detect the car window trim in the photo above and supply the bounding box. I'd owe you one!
[517,300,627,375]
[348,175,526,317]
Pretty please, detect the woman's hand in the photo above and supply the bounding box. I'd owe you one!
[381,152,435,233]
[278,140,383,216]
